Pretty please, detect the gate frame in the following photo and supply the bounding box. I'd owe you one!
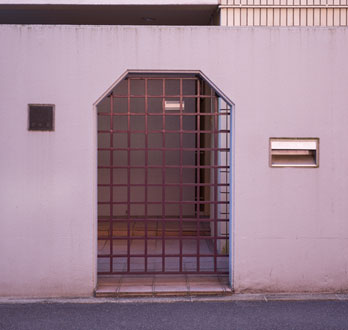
[93,70,235,288]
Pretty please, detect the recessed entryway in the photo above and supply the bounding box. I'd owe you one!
[96,71,233,294]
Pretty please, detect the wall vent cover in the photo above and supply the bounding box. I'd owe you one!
[28,105,54,131]
[270,138,319,167]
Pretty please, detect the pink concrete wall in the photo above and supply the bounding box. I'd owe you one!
[0,25,347,297]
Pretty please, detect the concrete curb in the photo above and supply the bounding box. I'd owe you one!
[1,293,348,304]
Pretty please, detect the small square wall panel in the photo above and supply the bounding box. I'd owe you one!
[270,138,319,168]
[28,105,54,131]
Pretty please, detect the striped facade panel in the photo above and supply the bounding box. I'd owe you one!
[220,0,348,26]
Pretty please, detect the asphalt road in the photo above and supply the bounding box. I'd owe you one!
[1,300,348,330]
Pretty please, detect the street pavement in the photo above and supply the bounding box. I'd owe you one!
[1,300,348,330]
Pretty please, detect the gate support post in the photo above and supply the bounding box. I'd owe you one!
[228,104,235,289]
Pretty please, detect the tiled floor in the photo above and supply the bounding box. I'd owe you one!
[96,274,232,297]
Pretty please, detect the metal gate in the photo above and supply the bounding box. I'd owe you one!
[97,73,231,275]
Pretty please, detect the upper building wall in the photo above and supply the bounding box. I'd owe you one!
[220,0,348,26]
[0,0,218,4]
[3,0,347,26]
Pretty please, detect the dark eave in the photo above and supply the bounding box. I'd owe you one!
[0,4,219,25]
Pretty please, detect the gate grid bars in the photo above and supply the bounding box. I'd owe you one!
[97,75,231,275]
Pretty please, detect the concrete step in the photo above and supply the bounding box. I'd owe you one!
[95,275,232,297]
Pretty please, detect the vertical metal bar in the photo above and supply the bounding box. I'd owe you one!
[218,98,228,275]
[214,96,218,272]
[216,98,223,262]
[144,78,148,273]
[196,79,201,272]
[312,0,315,26]
[252,0,255,25]
[229,103,234,287]
[179,78,183,273]
[224,104,229,249]
[272,4,274,26]
[109,93,114,273]
[217,96,222,272]
[127,78,131,272]
[162,78,166,272]
[266,0,269,24]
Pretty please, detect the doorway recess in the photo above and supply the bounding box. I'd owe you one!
[96,71,233,279]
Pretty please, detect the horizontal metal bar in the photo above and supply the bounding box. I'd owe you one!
[98,112,230,116]
[98,221,229,225]
[98,130,230,134]
[98,254,228,258]
[126,77,199,80]
[98,271,229,275]
[98,235,229,240]
[98,201,229,205]
[98,183,229,187]
[98,218,229,222]
[98,147,230,151]
[98,165,229,169]
[111,95,217,99]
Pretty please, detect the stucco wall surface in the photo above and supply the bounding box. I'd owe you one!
[0,25,347,297]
